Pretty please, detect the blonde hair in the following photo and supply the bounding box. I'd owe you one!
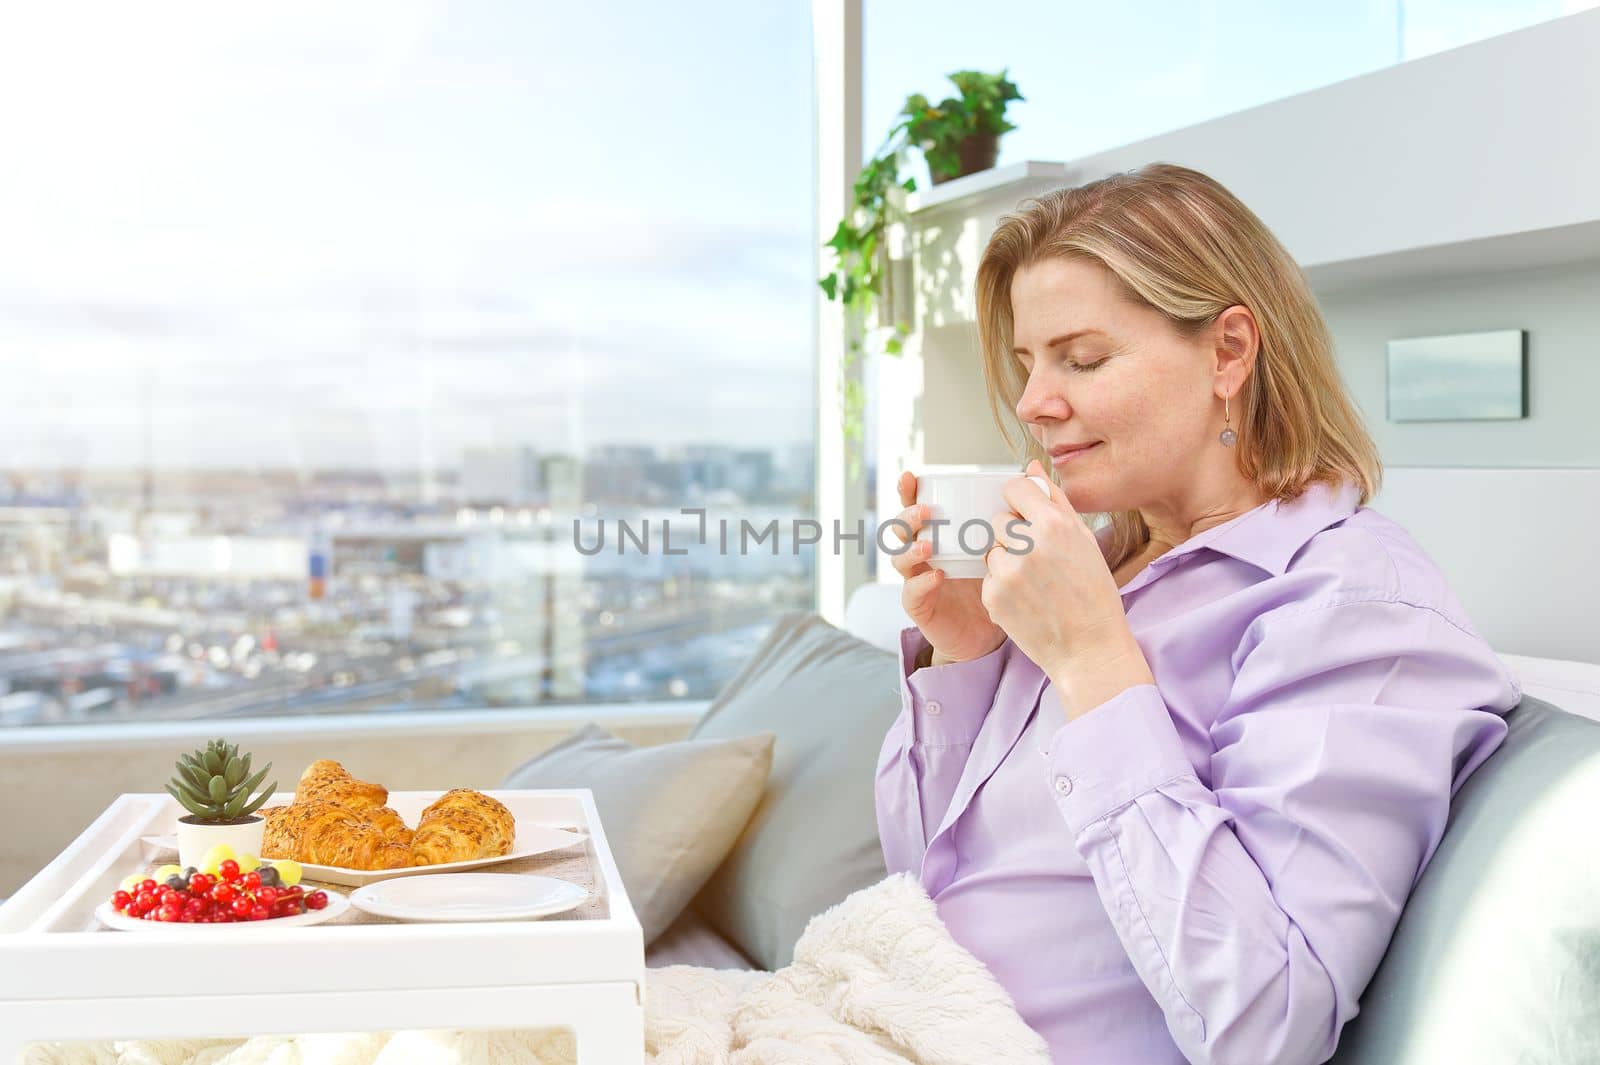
[975,162,1382,569]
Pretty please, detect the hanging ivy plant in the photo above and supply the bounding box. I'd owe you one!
[819,69,1023,479]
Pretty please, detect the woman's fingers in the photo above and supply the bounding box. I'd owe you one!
[887,503,931,579]
[901,565,945,617]
[889,536,933,579]
[898,471,917,508]
[889,503,925,544]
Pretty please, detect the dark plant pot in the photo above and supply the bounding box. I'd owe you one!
[929,132,1000,186]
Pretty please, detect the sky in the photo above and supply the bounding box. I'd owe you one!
[0,0,1589,472]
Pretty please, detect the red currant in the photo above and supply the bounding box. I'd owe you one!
[111,891,132,911]
[305,891,329,911]
[249,904,270,921]
[157,904,181,922]
[242,871,262,890]
[189,874,212,894]
[139,879,158,895]
[230,897,253,917]
[255,887,279,906]
[212,883,236,904]
[218,859,240,881]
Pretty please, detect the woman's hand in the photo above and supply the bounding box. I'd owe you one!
[982,460,1153,716]
[890,471,1006,665]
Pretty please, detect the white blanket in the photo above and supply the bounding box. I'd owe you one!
[23,873,1050,1065]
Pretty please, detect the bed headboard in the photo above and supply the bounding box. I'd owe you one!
[1371,467,1598,665]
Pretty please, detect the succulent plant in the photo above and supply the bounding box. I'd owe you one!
[166,738,276,823]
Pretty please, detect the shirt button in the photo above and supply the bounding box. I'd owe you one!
[1053,775,1073,796]
[924,700,942,716]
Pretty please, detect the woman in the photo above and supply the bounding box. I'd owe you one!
[876,163,1520,1065]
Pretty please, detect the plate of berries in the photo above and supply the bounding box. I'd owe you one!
[96,853,345,930]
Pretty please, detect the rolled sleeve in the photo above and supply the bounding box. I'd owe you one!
[899,625,1010,746]
[1044,683,1197,834]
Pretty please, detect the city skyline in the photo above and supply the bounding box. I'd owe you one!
[0,437,817,478]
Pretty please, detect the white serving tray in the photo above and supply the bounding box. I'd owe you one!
[142,792,589,886]
[0,789,644,1007]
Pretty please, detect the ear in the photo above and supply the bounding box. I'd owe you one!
[1211,305,1259,398]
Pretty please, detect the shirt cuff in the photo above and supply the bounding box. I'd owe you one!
[898,626,1009,746]
[1043,683,1197,834]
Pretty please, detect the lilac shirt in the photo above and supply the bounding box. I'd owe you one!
[875,479,1521,1065]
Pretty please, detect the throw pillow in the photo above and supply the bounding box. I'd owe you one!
[501,722,774,944]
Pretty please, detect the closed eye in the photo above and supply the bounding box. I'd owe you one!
[1069,359,1108,373]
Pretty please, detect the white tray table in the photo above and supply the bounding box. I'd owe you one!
[0,789,645,1063]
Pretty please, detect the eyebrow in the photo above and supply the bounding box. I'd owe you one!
[1011,328,1105,356]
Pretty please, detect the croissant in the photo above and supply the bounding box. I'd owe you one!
[295,759,348,794]
[420,789,515,848]
[295,759,387,810]
[359,805,414,845]
[262,800,411,870]
[410,807,512,866]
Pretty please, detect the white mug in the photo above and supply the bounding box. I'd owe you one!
[911,467,1053,579]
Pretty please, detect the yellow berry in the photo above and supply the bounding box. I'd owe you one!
[236,852,262,874]
[270,859,303,887]
[199,843,235,875]
[152,864,182,882]
[120,873,145,892]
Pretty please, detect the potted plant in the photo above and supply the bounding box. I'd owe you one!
[901,69,1024,186]
[166,738,277,870]
[819,69,1024,475]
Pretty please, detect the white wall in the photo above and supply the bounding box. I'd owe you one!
[1058,7,1600,282]
[1320,260,1600,467]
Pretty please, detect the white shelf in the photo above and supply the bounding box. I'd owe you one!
[1302,218,1600,295]
[898,159,1600,295]
[904,160,1072,216]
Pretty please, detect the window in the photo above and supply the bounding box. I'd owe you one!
[0,2,817,726]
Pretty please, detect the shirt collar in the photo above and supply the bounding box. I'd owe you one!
[1095,479,1362,578]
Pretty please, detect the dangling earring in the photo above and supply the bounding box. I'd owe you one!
[1219,394,1237,447]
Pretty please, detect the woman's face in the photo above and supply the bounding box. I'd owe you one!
[1010,256,1239,519]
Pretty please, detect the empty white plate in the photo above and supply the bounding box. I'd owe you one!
[349,873,589,922]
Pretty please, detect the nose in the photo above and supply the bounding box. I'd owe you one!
[1015,365,1069,426]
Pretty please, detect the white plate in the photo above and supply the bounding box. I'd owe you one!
[95,889,348,931]
[143,821,588,887]
[350,873,589,922]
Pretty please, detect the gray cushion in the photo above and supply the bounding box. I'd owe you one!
[687,612,900,970]
[501,722,774,945]
[1330,695,1600,1063]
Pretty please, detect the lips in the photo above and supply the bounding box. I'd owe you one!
[1047,442,1099,458]
[1048,442,1100,467]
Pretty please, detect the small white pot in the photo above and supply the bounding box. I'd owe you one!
[176,815,265,871]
